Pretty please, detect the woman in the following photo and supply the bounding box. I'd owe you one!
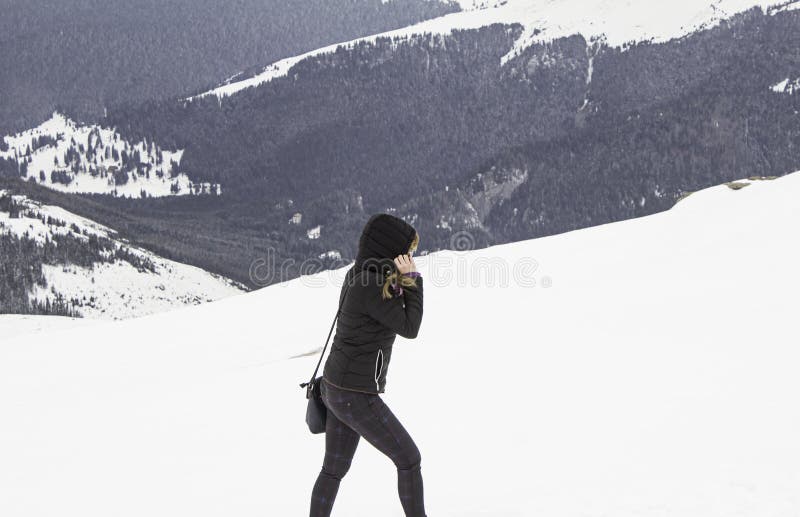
[310,213,427,517]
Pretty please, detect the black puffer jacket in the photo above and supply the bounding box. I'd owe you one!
[323,214,424,394]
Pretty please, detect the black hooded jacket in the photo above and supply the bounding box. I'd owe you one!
[322,214,424,394]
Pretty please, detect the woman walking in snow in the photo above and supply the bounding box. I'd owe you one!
[310,213,427,517]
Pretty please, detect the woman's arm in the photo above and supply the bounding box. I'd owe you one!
[364,272,424,339]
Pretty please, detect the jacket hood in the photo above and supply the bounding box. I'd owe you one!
[352,213,417,276]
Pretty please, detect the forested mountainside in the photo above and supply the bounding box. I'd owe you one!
[0,0,457,133]
[102,6,800,281]
[0,183,244,318]
[0,113,219,197]
[0,174,362,291]
[3,1,799,291]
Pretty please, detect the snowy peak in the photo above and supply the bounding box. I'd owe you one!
[498,0,798,63]
[0,113,220,198]
[190,0,794,100]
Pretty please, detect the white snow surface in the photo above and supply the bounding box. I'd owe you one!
[191,0,796,99]
[773,0,800,11]
[0,191,245,319]
[771,77,800,94]
[307,225,321,239]
[0,314,95,341]
[0,113,220,198]
[1,172,799,515]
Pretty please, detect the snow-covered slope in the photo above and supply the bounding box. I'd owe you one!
[0,113,220,197]
[1,172,798,515]
[191,0,797,100]
[0,190,245,319]
[0,314,95,340]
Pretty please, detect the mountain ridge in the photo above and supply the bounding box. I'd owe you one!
[0,0,459,133]
[0,187,245,319]
[3,0,800,296]
[190,0,798,100]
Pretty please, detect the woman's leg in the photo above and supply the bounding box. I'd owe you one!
[343,393,427,517]
[310,383,361,517]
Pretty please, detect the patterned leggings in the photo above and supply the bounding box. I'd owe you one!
[310,378,427,517]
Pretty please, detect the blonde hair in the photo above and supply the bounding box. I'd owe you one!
[381,232,419,300]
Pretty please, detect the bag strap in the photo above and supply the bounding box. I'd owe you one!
[299,272,356,394]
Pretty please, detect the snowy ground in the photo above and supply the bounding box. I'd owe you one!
[191,0,796,100]
[0,314,95,341]
[1,173,798,515]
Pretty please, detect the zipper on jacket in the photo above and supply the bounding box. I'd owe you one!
[374,349,384,391]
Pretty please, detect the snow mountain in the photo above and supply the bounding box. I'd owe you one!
[192,0,798,100]
[0,0,458,134]
[0,188,244,319]
[5,0,799,305]
[1,172,798,515]
[92,0,800,292]
[0,113,220,198]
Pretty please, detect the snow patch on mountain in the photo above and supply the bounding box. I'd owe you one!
[318,250,342,260]
[772,0,800,12]
[0,190,245,319]
[448,0,507,9]
[307,225,321,239]
[498,0,794,64]
[190,0,792,100]
[0,193,112,244]
[0,113,220,198]
[771,77,800,94]
[30,260,244,321]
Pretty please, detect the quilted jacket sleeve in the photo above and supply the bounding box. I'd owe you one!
[361,273,424,339]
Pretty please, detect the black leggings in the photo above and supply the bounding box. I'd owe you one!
[310,378,427,517]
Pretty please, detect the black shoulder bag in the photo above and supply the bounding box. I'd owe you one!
[299,279,352,434]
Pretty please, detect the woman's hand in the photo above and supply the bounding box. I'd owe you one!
[394,254,417,274]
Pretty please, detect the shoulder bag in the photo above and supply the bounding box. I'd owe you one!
[299,277,353,434]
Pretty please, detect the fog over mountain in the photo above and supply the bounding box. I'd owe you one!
[0,0,457,133]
